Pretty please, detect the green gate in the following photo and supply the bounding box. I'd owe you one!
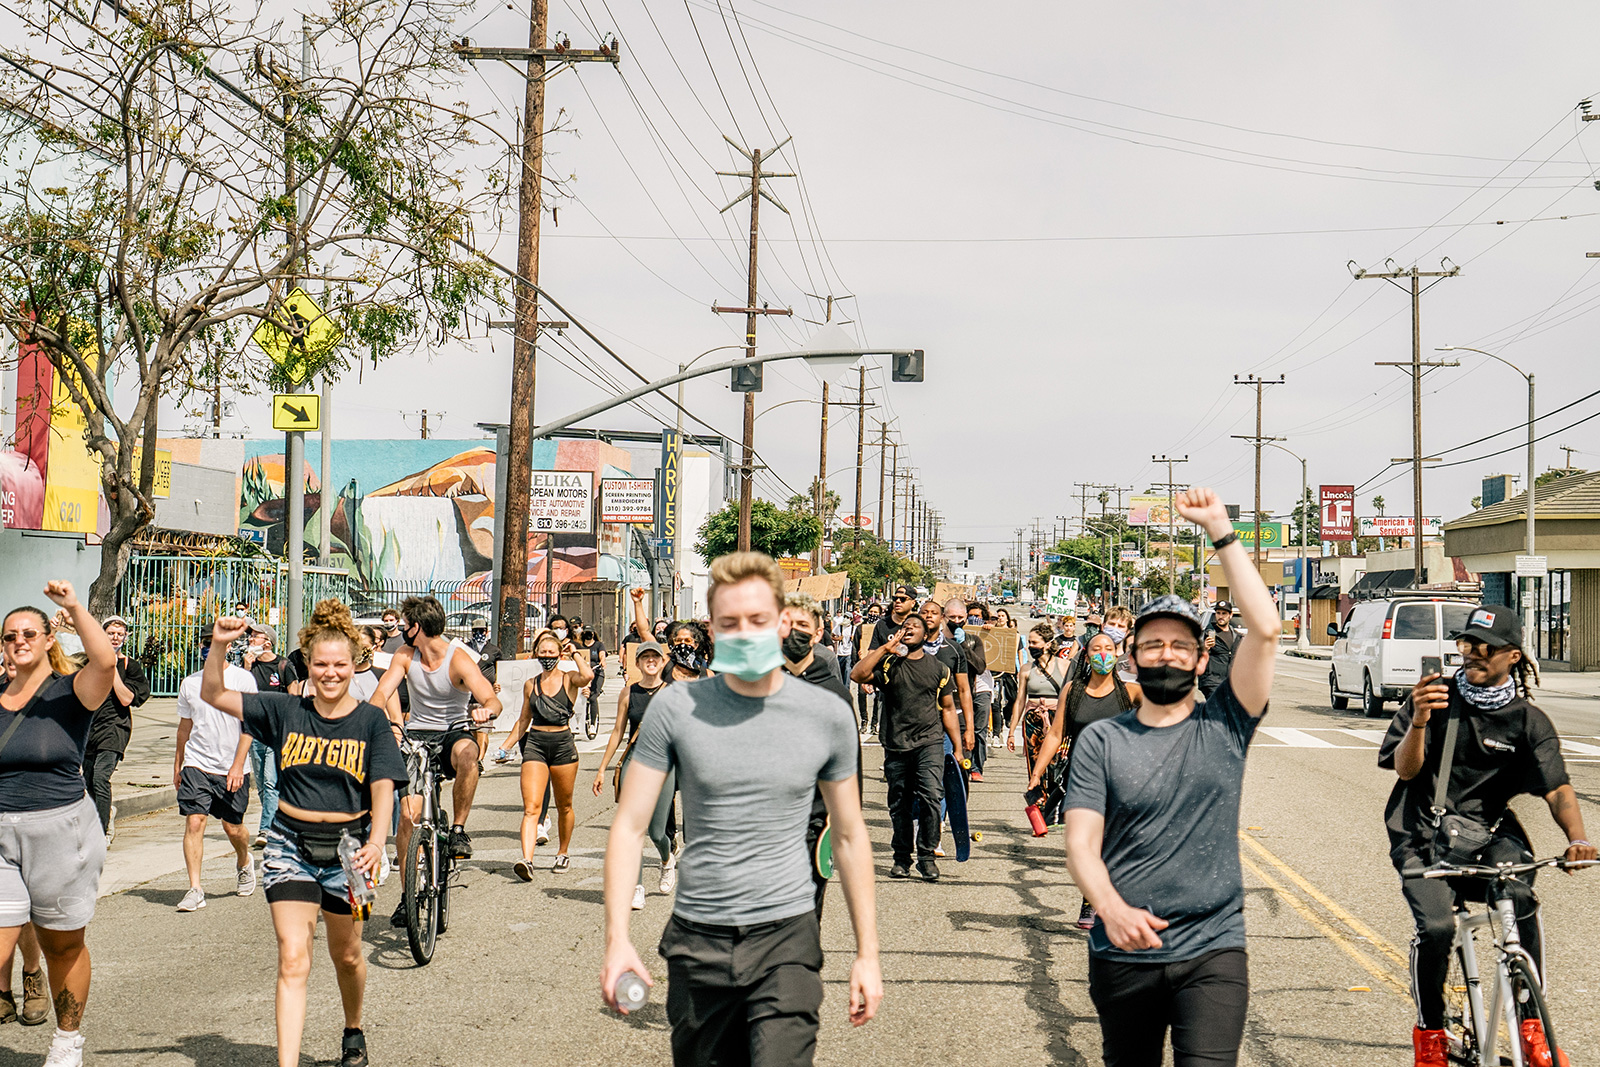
[117,555,349,696]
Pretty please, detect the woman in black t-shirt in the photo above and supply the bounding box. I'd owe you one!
[202,601,406,1067]
[0,582,117,1062]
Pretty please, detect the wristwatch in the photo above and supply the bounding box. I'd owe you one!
[1210,531,1239,550]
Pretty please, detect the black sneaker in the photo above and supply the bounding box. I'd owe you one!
[389,900,407,928]
[1076,900,1097,930]
[341,1027,369,1067]
[449,826,472,860]
[917,859,940,883]
[888,863,911,879]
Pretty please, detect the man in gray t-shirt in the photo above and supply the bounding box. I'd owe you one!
[601,552,883,1063]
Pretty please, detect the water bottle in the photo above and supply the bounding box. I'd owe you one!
[614,970,649,1013]
[338,830,376,920]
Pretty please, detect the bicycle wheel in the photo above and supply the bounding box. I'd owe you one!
[403,828,439,966]
[1508,956,1562,1066]
[435,832,452,936]
[1445,942,1482,1065]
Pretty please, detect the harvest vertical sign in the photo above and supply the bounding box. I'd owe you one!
[658,429,680,561]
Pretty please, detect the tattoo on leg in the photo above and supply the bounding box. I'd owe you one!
[54,986,82,1029]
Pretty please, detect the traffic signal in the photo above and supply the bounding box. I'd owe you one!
[731,363,763,392]
[891,349,924,382]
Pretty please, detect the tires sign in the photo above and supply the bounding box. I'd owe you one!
[530,471,594,533]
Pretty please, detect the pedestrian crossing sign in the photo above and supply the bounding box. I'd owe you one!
[252,287,342,384]
[272,392,321,432]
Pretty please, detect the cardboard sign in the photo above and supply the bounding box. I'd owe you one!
[930,582,975,606]
[1046,575,1080,614]
[975,625,1019,673]
[798,572,850,601]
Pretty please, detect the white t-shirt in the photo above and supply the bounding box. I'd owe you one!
[177,664,258,775]
[349,667,383,704]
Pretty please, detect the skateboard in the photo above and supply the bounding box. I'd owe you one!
[813,818,834,880]
[943,753,971,862]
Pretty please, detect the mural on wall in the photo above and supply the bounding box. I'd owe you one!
[2,338,109,534]
[239,437,641,589]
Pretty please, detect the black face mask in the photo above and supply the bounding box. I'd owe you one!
[1136,662,1199,704]
[538,656,560,671]
[782,629,813,662]
[672,645,703,672]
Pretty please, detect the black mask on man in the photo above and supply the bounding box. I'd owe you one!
[781,629,813,662]
[1135,662,1199,704]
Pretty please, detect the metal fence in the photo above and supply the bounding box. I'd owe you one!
[118,555,350,696]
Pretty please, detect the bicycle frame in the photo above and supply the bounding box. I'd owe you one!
[1452,898,1540,1067]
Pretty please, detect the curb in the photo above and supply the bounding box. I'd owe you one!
[1282,648,1332,661]
[112,787,177,819]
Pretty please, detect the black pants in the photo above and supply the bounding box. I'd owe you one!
[82,744,120,832]
[1400,834,1541,1031]
[995,673,1017,729]
[883,743,944,865]
[658,912,824,1067]
[854,683,879,731]
[1088,947,1249,1067]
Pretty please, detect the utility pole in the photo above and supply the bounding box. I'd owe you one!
[456,19,620,655]
[888,441,900,552]
[1151,456,1189,590]
[420,410,430,439]
[812,381,828,576]
[715,137,795,551]
[875,421,889,542]
[1231,375,1285,568]
[1353,260,1460,585]
[851,367,873,549]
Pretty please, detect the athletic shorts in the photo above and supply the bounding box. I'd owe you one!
[0,795,106,930]
[520,728,579,767]
[261,813,367,915]
[414,728,477,780]
[177,766,251,825]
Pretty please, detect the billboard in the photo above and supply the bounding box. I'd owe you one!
[1127,494,1173,527]
[529,470,594,533]
[1360,515,1443,538]
[837,513,872,529]
[600,478,654,524]
[1232,521,1284,547]
[657,430,679,559]
[1319,485,1355,541]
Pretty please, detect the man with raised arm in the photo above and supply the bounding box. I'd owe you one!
[1064,487,1279,1067]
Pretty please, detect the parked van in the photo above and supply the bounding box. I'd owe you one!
[1327,594,1480,717]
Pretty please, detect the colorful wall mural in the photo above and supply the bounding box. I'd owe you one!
[239,437,645,589]
[2,339,108,534]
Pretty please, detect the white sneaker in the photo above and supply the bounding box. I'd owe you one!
[177,887,206,912]
[236,860,256,897]
[631,884,646,910]
[536,820,550,846]
[44,1028,84,1067]
[659,865,678,894]
[933,845,946,858]
[107,804,117,846]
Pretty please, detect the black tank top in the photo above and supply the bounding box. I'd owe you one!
[1067,686,1129,744]
[626,681,664,739]
[529,679,574,727]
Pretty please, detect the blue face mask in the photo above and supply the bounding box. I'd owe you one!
[709,628,784,681]
[1101,625,1127,645]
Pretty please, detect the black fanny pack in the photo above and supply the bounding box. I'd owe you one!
[275,813,368,867]
[1429,701,1497,867]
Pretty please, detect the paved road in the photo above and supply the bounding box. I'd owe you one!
[3,651,1596,1065]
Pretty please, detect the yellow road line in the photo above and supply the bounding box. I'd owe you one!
[1239,853,1410,999]
[1238,832,1410,971]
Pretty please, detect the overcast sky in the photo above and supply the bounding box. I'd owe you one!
[206,1,1600,570]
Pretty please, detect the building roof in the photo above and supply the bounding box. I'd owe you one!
[1443,469,1600,531]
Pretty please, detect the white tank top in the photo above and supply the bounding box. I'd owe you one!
[405,639,469,731]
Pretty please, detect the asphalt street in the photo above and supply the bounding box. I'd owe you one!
[3,648,1597,1066]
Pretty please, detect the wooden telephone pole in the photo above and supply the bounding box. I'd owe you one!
[715,137,794,551]
[1232,375,1285,568]
[454,14,619,654]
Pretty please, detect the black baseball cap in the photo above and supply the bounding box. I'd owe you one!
[1134,594,1205,640]
[891,584,916,601]
[1214,600,1234,612]
[1449,604,1522,649]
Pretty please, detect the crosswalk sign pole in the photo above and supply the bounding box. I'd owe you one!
[285,382,305,640]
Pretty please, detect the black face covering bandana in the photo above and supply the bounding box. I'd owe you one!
[1135,662,1199,704]
[538,656,560,671]
[672,645,702,671]
[781,629,813,662]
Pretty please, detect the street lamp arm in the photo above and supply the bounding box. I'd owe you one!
[1051,553,1117,580]
[1436,345,1529,381]
[528,348,918,442]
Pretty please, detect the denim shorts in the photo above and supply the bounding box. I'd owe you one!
[0,795,105,930]
[262,814,366,914]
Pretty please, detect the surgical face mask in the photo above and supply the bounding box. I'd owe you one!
[1136,662,1198,704]
[552,626,567,638]
[538,656,559,671]
[710,629,783,681]
[781,628,814,662]
[1101,625,1127,645]
[1089,651,1118,675]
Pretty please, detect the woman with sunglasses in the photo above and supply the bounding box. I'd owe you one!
[0,583,116,1066]
[591,641,674,910]
[202,601,407,1067]
[501,629,592,880]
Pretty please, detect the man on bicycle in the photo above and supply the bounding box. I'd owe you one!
[1379,605,1594,1067]
[375,596,500,926]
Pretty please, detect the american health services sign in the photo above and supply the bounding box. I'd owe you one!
[529,471,594,533]
[601,478,656,524]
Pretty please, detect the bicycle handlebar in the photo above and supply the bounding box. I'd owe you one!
[1423,857,1599,879]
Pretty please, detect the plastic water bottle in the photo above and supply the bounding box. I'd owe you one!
[615,970,649,1013]
[338,830,376,920]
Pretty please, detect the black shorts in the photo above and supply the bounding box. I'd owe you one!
[520,728,579,767]
[415,729,477,780]
[177,766,251,825]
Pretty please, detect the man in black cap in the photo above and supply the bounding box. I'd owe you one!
[1063,487,1278,1067]
[857,586,917,741]
[1199,600,1239,698]
[1379,605,1593,1067]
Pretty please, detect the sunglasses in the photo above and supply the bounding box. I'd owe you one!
[1,629,42,645]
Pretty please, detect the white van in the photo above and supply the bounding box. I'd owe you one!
[1328,594,1480,717]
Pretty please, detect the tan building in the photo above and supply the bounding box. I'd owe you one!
[1443,469,1600,671]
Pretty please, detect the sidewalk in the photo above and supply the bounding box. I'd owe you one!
[112,698,184,818]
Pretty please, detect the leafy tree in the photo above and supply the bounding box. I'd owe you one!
[0,0,498,612]
[1289,487,1320,546]
[829,530,918,601]
[1535,468,1583,489]
[695,499,822,564]
[786,479,841,527]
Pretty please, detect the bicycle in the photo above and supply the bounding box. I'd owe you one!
[1425,856,1597,1067]
[398,733,457,966]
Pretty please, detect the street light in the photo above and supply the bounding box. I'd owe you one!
[1265,441,1310,649]
[1437,345,1536,633]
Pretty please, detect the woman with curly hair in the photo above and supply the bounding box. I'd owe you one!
[202,599,407,1067]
